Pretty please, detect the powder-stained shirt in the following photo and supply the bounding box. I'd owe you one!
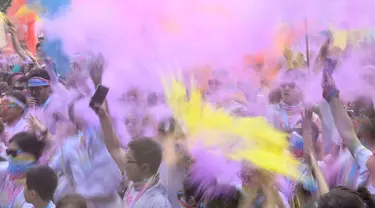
[49,126,122,207]
[123,181,172,208]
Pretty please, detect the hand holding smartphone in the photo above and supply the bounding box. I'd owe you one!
[89,84,109,108]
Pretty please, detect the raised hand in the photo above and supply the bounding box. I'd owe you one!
[322,73,338,102]
[89,53,105,86]
[26,114,46,133]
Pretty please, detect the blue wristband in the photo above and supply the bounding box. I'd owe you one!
[324,88,339,103]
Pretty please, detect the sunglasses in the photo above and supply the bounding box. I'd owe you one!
[6,149,23,157]
[13,86,25,91]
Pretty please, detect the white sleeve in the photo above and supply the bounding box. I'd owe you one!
[354,145,373,186]
[21,203,34,208]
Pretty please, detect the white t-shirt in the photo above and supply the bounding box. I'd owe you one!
[49,127,122,207]
[159,162,184,208]
[353,144,373,188]
[123,181,172,208]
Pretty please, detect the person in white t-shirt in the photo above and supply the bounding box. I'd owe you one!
[50,98,122,208]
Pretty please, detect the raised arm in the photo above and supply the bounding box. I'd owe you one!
[94,101,126,173]
[322,74,361,154]
[89,54,126,173]
[8,24,32,61]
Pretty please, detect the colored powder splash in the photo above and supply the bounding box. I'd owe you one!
[189,144,242,197]
[40,0,375,94]
[34,0,72,77]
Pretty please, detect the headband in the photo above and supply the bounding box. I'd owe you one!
[28,76,50,87]
[2,96,26,109]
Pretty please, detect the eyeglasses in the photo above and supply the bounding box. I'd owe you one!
[126,159,137,164]
[124,152,137,164]
[6,149,23,157]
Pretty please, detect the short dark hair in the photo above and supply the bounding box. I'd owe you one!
[26,165,58,201]
[128,138,162,174]
[317,186,375,208]
[9,132,46,160]
[27,69,50,81]
[56,194,87,208]
[17,76,29,84]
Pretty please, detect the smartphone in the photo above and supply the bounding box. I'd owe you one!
[323,58,337,76]
[89,84,109,108]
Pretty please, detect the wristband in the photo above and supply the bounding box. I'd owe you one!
[323,87,339,102]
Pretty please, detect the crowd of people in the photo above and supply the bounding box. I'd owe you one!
[0,11,374,208]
